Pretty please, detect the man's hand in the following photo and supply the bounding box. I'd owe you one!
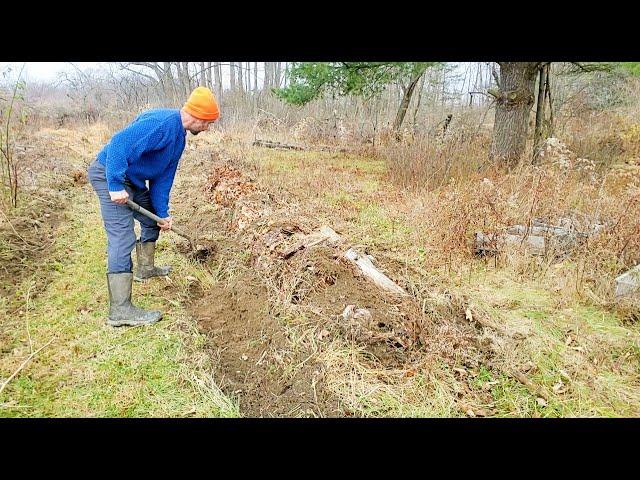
[110,190,129,205]
[157,217,173,231]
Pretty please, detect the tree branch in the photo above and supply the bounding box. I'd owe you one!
[118,65,158,83]
[0,339,54,395]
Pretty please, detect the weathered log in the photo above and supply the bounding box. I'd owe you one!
[475,232,546,256]
[531,218,605,236]
[506,224,572,237]
[615,264,640,297]
[510,369,550,402]
[344,248,407,296]
[253,139,349,153]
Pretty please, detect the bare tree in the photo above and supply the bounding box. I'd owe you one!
[199,62,206,87]
[180,62,191,96]
[264,62,272,90]
[205,62,212,90]
[117,62,175,104]
[411,71,427,132]
[392,66,428,137]
[163,62,179,104]
[214,62,222,101]
[230,62,236,92]
[254,61,258,92]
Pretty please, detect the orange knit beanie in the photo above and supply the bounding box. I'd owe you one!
[183,87,220,121]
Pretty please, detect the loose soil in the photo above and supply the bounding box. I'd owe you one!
[190,271,344,417]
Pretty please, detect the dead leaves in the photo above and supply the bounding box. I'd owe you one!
[552,381,568,395]
[459,401,495,418]
[204,164,256,207]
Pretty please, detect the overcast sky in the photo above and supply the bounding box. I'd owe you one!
[0,62,264,88]
[0,62,103,82]
[0,62,481,97]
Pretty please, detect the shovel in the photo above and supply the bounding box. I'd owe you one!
[126,199,215,261]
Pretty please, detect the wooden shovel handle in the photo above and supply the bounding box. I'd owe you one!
[125,199,194,244]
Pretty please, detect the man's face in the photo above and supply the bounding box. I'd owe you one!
[188,118,214,135]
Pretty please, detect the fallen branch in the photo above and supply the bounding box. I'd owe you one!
[253,139,349,154]
[510,369,549,402]
[465,306,514,338]
[0,338,54,395]
[253,139,304,150]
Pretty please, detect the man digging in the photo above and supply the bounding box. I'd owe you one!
[88,87,219,327]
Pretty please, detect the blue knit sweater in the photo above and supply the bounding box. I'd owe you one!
[97,109,186,218]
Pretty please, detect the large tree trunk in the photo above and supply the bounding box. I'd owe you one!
[488,62,540,168]
[163,62,177,105]
[411,71,427,132]
[237,62,243,94]
[275,62,281,88]
[174,63,183,100]
[264,62,271,90]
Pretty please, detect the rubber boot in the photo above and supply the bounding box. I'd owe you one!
[134,241,172,281]
[106,273,163,327]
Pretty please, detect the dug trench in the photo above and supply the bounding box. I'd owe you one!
[189,270,344,417]
[175,174,347,416]
[171,145,508,417]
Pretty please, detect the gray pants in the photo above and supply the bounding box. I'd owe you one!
[88,159,161,273]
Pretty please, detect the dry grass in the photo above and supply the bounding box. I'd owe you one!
[207,107,640,416]
[5,83,640,417]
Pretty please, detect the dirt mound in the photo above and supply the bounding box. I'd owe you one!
[280,246,415,365]
[181,153,499,416]
[190,273,344,417]
[269,244,486,369]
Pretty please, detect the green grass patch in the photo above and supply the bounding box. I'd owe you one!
[343,157,386,175]
[359,178,380,195]
[0,189,238,418]
[323,191,356,208]
[356,204,413,246]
